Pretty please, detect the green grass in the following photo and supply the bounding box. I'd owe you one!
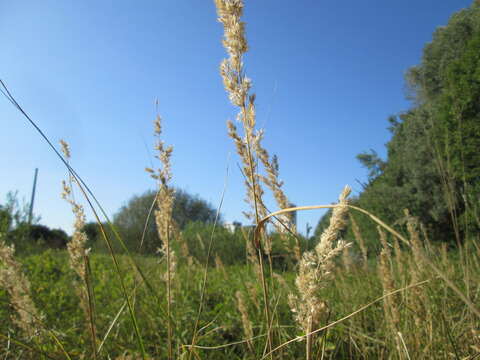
[0,241,478,359]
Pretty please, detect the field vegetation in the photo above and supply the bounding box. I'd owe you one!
[0,0,479,359]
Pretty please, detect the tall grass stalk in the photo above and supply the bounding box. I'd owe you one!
[146,110,175,360]
[288,186,351,360]
[60,140,98,357]
[214,0,275,356]
[0,238,43,339]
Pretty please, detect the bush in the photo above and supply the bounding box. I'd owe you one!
[6,224,70,253]
[114,188,221,253]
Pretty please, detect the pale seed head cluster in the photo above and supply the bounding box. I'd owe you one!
[146,113,177,281]
[0,236,43,338]
[349,213,368,271]
[60,140,90,281]
[227,120,267,222]
[214,254,227,276]
[403,209,430,340]
[215,0,249,105]
[61,180,90,281]
[216,0,293,232]
[289,186,352,333]
[404,209,424,266]
[235,290,254,351]
[257,146,294,233]
[377,227,400,338]
[60,140,92,326]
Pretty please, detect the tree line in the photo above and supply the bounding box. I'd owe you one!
[316,1,480,249]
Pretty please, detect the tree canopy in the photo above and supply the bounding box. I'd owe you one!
[114,188,220,253]
[316,1,480,248]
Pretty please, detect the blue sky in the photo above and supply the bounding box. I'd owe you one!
[0,0,473,235]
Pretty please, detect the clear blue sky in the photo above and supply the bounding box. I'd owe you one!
[0,0,473,235]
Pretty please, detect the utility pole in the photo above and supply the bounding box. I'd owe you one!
[28,168,38,225]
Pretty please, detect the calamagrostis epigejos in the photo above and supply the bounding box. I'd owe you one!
[60,140,90,283]
[236,290,254,352]
[60,139,97,345]
[145,112,177,282]
[403,209,430,349]
[289,186,351,356]
[216,0,293,230]
[216,0,265,222]
[377,226,401,354]
[349,213,368,271]
[0,236,43,338]
[146,109,176,360]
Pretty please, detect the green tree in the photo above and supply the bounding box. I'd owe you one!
[6,224,70,251]
[356,149,386,182]
[114,188,220,253]
[81,222,101,248]
[316,1,480,248]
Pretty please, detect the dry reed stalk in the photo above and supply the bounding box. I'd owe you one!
[440,243,449,271]
[403,210,432,353]
[0,237,43,338]
[393,236,405,280]
[293,239,302,262]
[288,186,351,360]
[60,141,91,310]
[349,214,368,271]
[213,1,294,356]
[226,121,267,222]
[377,227,401,355]
[146,110,175,360]
[236,290,254,352]
[378,225,390,256]
[272,272,289,292]
[341,246,353,272]
[214,255,227,277]
[180,238,195,268]
[242,226,261,276]
[245,281,260,310]
[404,209,423,268]
[407,256,424,350]
[60,140,99,357]
[256,144,294,233]
[420,223,433,254]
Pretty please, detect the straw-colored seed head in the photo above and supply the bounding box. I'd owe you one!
[0,239,44,338]
[60,139,71,159]
[349,213,368,270]
[235,290,254,350]
[59,141,93,330]
[289,186,351,333]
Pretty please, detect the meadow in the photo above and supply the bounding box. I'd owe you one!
[1,0,479,359]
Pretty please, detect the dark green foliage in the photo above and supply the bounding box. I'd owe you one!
[7,224,70,251]
[0,207,12,233]
[356,149,386,182]
[438,29,480,233]
[177,222,305,270]
[179,221,245,265]
[172,189,219,229]
[81,221,101,248]
[317,1,480,248]
[114,188,220,253]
